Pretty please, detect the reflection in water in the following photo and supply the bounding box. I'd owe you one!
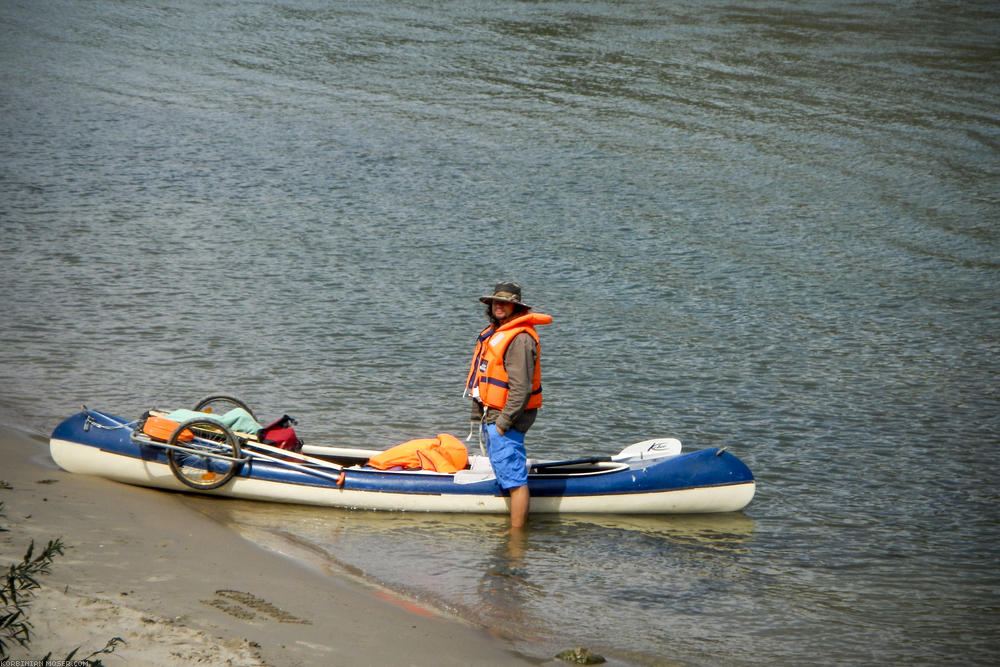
[476,529,542,641]
[555,513,755,546]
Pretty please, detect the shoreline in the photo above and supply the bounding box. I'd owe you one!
[0,425,535,666]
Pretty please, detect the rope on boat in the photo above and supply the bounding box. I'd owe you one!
[81,406,137,432]
[477,411,488,457]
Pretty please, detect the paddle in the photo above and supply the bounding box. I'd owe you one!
[240,437,344,471]
[530,438,683,471]
[612,437,682,460]
[530,456,612,471]
[239,445,346,485]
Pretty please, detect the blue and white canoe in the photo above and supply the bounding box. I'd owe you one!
[49,408,755,514]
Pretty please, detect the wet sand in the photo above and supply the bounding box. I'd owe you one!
[0,426,532,665]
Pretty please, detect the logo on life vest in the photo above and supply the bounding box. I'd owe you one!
[478,360,488,373]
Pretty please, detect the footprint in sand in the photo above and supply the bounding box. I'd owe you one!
[201,589,311,624]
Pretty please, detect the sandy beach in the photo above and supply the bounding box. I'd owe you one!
[0,425,534,666]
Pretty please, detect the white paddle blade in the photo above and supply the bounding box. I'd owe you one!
[613,437,682,461]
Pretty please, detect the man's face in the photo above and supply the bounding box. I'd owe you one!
[492,300,515,323]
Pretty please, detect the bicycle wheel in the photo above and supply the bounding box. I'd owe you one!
[192,394,256,420]
[167,418,244,491]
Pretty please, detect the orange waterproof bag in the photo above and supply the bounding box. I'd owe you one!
[141,415,194,442]
[367,433,468,473]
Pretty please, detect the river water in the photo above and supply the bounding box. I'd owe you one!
[2,0,998,664]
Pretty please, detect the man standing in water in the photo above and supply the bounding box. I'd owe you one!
[466,282,552,529]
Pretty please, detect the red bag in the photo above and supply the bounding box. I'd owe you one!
[258,415,302,452]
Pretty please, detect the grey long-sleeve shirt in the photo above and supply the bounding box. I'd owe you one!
[470,331,539,433]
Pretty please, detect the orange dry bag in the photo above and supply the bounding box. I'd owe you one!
[367,433,468,473]
[141,415,194,442]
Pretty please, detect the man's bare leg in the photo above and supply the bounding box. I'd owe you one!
[509,485,530,529]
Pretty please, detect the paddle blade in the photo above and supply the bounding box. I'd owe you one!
[613,438,682,461]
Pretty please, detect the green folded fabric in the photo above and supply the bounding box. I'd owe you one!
[165,408,263,434]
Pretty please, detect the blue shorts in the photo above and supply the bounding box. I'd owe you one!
[483,423,528,490]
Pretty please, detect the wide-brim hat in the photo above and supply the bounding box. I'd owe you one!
[479,281,531,309]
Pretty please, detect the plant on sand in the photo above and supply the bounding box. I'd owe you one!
[0,500,125,664]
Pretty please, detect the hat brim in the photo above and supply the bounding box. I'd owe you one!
[480,295,531,309]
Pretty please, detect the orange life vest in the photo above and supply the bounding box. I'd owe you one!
[465,312,552,411]
[367,433,468,473]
